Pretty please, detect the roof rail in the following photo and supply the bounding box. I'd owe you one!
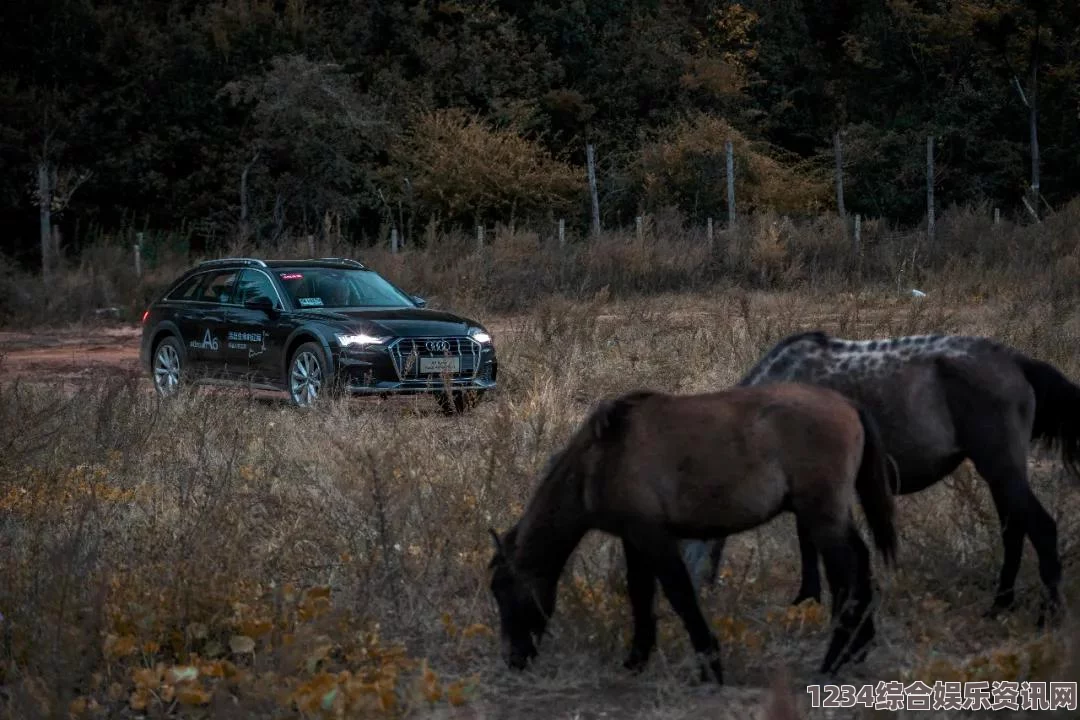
[198,257,268,268]
[315,257,366,269]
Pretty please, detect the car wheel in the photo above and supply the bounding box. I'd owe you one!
[437,390,483,416]
[152,336,185,398]
[289,342,332,408]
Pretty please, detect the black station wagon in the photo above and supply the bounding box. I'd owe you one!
[139,257,498,412]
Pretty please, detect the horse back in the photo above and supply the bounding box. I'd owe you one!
[588,384,864,536]
[743,383,866,475]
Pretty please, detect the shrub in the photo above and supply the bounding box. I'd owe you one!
[384,108,586,234]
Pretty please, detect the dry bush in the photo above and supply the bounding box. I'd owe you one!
[7,201,1080,331]
[636,112,831,219]
[385,108,585,231]
[3,284,1080,717]
[0,244,179,328]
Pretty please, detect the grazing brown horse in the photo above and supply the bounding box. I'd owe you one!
[487,384,898,683]
[681,331,1080,626]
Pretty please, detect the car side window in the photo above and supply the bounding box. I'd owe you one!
[195,271,240,304]
[167,273,206,301]
[236,270,282,308]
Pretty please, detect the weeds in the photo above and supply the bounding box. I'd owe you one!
[2,219,1080,717]
[5,199,1080,329]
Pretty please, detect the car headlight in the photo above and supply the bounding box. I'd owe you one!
[336,333,387,348]
[470,329,492,344]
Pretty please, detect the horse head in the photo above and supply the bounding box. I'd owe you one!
[487,524,546,670]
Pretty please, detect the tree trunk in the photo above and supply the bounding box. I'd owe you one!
[1028,25,1040,218]
[38,160,52,282]
[586,143,600,238]
[833,129,846,241]
[239,151,259,242]
[272,192,286,243]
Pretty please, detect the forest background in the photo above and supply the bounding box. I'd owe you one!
[3,0,1078,277]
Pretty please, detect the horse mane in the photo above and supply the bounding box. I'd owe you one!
[586,389,659,442]
[738,330,830,386]
[546,389,658,484]
[493,389,660,574]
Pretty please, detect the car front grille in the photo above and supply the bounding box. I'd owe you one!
[388,336,482,381]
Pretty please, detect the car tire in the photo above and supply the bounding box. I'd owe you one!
[152,335,186,399]
[437,390,483,416]
[288,341,336,408]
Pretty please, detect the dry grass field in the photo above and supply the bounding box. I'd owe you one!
[4,209,1080,718]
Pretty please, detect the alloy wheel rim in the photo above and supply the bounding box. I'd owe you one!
[154,344,180,396]
[290,351,322,406]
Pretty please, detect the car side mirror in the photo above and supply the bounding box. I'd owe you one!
[411,295,427,308]
[245,296,277,314]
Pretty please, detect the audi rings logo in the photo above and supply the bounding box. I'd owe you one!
[425,339,451,352]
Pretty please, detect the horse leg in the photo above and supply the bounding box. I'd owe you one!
[628,527,723,683]
[706,536,727,586]
[944,376,1064,622]
[622,538,657,672]
[981,478,1028,617]
[792,515,823,606]
[816,520,876,675]
[680,539,715,593]
[971,444,1061,623]
[839,525,876,666]
[1023,491,1063,627]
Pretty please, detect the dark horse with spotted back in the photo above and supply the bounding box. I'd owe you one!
[487,383,897,683]
[681,331,1080,626]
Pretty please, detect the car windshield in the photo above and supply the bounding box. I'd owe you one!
[275,267,416,309]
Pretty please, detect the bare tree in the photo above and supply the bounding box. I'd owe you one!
[31,103,90,282]
[219,55,390,243]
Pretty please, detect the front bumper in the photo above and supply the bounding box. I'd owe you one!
[344,377,498,396]
[334,335,498,396]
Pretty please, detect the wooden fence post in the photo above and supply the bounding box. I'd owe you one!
[586,143,601,238]
[558,218,565,248]
[725,140,736,231]
[391,227,399,254]
[834,130,847,240]
[134,231,143,279]
[926,135,935,249]
[853,214,861,257]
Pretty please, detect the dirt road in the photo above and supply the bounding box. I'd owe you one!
[0,325,143,384]
[0,290,988,390]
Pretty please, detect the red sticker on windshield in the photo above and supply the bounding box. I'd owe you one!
[280,273,303,280]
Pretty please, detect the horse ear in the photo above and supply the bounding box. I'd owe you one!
[540,450,561,476]
[488,527,503,554]
[589,399,616,439]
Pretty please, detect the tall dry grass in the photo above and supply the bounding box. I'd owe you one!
[2,282,1080,717]
[4,199,1080,329]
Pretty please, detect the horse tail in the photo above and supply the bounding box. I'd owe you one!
[854,406,898,567]
[1017,355,1080,485]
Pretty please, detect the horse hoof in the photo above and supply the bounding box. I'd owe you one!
[982,602,1015,620]
[623,656,648,674]
[710,664,724,685]
[983,589,1018,619]
[849,646,870,666]
[1036,599,1064,629]
[697,663,723,685]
